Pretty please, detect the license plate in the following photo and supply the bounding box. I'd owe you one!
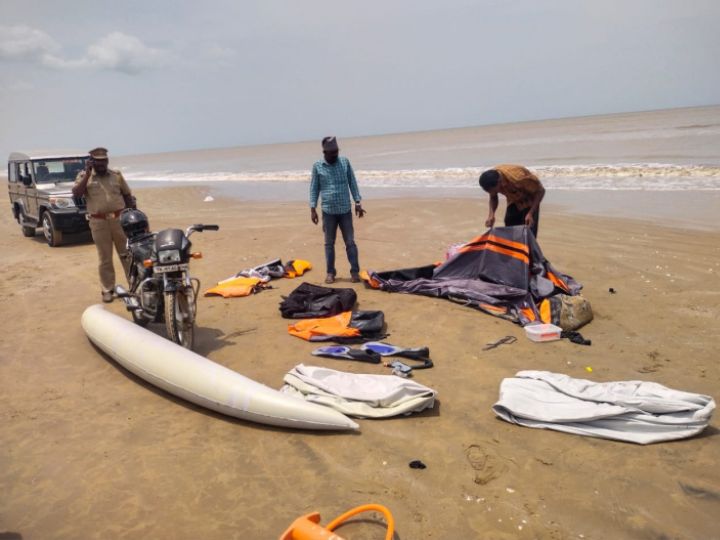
[154,263,188,273]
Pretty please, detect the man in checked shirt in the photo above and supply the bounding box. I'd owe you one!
[309,136,366,284]
[479,164,545,238]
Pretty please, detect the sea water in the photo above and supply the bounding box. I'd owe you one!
[115,106,720,229]
[117,105,720,192]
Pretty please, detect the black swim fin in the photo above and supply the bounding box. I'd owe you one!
[311,345,382,364]
[361,342,433,369]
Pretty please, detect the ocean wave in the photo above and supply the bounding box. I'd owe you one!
[123,163,720,191]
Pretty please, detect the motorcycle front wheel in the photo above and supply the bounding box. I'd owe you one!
[164,289,195,349]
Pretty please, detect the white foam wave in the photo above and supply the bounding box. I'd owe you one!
[123,163,720,191]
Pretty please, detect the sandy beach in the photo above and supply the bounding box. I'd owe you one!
[3,0,719,533]
[1,181,718,539]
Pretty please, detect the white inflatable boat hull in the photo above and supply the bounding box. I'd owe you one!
[81,305,358,431]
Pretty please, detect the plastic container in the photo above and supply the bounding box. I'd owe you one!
[524,323,562,342]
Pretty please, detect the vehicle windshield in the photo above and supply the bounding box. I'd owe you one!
[32,158,88,184]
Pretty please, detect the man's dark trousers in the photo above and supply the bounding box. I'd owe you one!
[505,203,540,238]
[322,211,359,276]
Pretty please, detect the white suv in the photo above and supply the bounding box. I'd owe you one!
[7,150,90,246]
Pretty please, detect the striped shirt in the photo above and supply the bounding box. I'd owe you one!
[309,156,362,215]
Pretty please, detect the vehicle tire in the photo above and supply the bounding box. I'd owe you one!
[164,289,195,349]
[17,207,36,237]
[41,212,63,247]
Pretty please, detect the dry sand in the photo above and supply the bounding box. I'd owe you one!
[1,185,719,540]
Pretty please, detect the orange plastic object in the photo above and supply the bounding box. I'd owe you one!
[280,504,394,540]
[279,512,347,540]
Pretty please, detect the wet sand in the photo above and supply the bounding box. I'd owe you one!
[1,185,718,539]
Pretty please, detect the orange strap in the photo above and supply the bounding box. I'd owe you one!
[520,306,537,323]
[459,233,529,254]
[459,243,529,264]
[547,271,570,293]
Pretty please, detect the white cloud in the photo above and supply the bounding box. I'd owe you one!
[0,25,169,74]
[0,25,59,62]
[83,32,169,74]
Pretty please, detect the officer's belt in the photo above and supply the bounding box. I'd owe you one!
[89,209,124,220]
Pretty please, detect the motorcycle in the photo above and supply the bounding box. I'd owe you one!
[115,209,218,350]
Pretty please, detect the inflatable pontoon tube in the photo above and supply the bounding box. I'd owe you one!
[81,305,358,431]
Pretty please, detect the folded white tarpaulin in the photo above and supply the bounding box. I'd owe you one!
[493,371,715,444]
[281,364,437,418]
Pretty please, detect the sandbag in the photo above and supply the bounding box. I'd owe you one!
[550,294,593,331]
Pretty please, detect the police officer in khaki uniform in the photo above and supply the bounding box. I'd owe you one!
[72,147,133,302]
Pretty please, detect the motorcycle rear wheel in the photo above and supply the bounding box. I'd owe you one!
[164,290,195,349]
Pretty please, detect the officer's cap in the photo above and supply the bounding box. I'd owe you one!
[88,147,109,160]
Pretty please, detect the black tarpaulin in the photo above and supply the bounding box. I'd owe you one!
[363,226,582,326]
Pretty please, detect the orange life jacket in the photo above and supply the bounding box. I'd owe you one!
[287,311,361,341]
[285,259,313,278]
[204,276,264,298]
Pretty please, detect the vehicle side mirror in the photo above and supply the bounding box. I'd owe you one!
[22,176,33,187]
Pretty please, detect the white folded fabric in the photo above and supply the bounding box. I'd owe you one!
[281,364,437,418]
[493,370,715,444]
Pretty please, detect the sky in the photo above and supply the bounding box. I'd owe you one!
[1,0,719,158]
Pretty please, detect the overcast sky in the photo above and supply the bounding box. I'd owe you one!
[1,0,719,158]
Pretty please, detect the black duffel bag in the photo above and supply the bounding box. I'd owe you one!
[279,282,357,319]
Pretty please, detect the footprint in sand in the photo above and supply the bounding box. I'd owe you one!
[465,443,508,485]
[637,349,667,373]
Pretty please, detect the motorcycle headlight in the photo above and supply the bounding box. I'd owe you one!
[49,197,75,209]
[158,249,181,263]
